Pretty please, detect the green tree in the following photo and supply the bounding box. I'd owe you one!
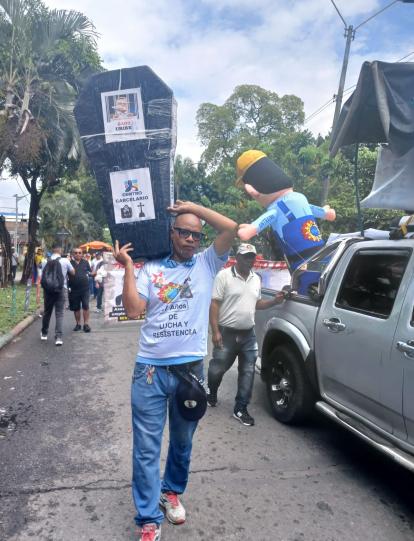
[174,156,217,203]
[60,168,107,234]
[0,0,101,282]
[197,84,305,169]
[39,189,100,248]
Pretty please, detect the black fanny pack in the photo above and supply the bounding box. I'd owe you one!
[172,364,207,422]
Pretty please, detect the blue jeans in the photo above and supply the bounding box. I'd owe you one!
[208,327,258,410]
[131,361,203,526]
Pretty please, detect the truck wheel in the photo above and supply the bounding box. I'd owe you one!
[266,345,314,424]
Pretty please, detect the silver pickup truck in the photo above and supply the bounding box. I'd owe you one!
[255,237,414,472]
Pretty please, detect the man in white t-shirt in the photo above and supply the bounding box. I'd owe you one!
[114,201,237,541]
[207,243,284,426]
[41,244,74,346]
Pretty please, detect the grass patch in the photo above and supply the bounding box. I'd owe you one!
[0,284,42,336]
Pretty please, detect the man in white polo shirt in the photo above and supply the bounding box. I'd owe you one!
[207,243,284,426]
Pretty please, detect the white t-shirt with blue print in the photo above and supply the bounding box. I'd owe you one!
[136,244,227,365]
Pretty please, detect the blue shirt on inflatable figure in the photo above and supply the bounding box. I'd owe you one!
[236,150,336,295]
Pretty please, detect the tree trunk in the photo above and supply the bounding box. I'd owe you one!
[0,216,13,287]
[20,188,40,284]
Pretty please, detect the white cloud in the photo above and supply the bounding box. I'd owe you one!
[44,0,413,161]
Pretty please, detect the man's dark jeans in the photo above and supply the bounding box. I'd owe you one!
[208,326,258,410]
[41,289,65,338]
[96,286,104,310]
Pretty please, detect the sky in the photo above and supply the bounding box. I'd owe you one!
[1,0,414,216]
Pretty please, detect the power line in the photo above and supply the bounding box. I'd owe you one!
[397,51,414,62]
[304,49,414,126]
[15,177,30,201]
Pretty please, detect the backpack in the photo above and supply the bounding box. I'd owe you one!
[41,258,64,293]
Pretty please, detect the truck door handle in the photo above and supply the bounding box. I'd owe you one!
[397,340,414,357]
[322,318,346,332]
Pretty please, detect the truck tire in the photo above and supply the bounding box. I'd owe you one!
[265,345,314,424]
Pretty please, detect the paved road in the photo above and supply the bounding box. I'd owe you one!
[0,304,413,541]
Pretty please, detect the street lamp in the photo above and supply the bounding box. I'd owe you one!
[331,0,413,131]
[13,194,25,253]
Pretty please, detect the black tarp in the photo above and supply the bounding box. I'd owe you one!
[330,61,414,157]
[75,66,176,260]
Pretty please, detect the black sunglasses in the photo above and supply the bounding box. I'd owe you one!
[172,227,204,242]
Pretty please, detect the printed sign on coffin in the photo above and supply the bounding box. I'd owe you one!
[110,168,155,224]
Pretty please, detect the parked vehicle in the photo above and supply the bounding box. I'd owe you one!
[256,237,414,472]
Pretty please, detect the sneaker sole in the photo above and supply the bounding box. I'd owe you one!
[159,501,186,525]
[207,402,217,407]
[233,413,254,426]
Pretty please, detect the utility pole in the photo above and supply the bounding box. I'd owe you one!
[332,25,354,131]
[13,194,25,253]
[323,0,411,203]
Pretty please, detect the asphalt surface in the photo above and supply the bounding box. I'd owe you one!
[0,302,413,541]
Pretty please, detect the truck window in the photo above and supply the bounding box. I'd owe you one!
[336,250,411,319]
[291,241,342,299]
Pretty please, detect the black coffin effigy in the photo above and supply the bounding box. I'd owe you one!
[75,66,176,260]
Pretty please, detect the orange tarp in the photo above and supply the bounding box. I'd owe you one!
[79,241,113,252]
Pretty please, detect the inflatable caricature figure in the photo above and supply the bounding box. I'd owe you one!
[236,150,336,273]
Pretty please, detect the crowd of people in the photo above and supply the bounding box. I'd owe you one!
[39,246,106,346]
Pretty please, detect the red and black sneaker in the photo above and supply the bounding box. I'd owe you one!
[137,523,161,541]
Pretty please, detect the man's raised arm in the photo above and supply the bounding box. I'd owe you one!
[168,200,238,255]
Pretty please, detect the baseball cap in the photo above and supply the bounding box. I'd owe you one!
[237,243,257,255]
[174,368,207,422]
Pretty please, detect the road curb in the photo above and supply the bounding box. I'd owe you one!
[0,310,41,352]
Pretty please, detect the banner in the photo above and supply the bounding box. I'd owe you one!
[104,263,146,322]
[101,88,146,143]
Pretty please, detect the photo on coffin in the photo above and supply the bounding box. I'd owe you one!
[101,88,145,143]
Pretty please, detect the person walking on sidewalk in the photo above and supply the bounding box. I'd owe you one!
[68,248,93,333]
[207,243,284,426]
[90,251,103,299]
[114,200,237,541]
[40,244,74,346]
[94,258,106,313]
[11,248,18,282]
